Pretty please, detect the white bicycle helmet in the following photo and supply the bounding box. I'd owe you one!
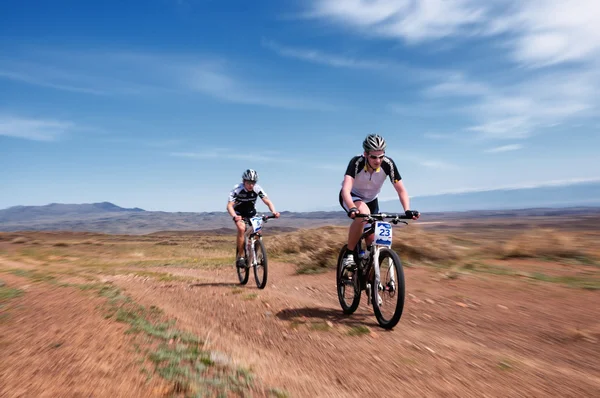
[362,134,387,152]
[242,169,258,182]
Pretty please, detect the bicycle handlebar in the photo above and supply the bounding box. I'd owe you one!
[355,213,414,224]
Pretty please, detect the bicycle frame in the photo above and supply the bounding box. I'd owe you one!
[356,214,409,304]
[242,214,275,267]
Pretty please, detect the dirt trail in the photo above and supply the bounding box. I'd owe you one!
[113,260,600,398]
[0,273,166,398]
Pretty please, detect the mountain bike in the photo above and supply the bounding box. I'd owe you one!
[236,214,277,289]
[336,212,415,329]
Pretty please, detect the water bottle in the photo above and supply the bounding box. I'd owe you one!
[359,249,369,266]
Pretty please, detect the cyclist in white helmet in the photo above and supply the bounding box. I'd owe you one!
[339,134,420,270]
[227,169,280,268]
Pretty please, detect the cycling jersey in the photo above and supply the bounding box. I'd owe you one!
[342,155,401,203]
[228,183,266,217]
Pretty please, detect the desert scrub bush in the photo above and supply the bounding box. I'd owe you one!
[266,225,469,273]
[497,229,592,260]
[265,226,347,273]
[10,237,28,244]
[391,227,469,263]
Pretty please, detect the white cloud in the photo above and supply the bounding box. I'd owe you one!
[492,0,600,67]
[307,1,600,67]
[426,67,598,139]
[484,144,523,153]
[307,0,486,43]
[0,116,74,141]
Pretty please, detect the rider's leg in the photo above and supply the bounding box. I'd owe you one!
[347,200,370,251]
[342,200,370,270]
[235,219,245,266]
[362,197,379,248]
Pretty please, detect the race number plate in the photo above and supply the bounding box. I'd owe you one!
[375,221,392,247]
[250,216,263,233]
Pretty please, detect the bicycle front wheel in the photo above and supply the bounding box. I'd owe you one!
[372,247,405,329]
[253,238,268,289]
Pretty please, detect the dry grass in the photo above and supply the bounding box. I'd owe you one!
[265,226,347,274]
[493,228,591,260]
[265,225,472,273]
[265,224,598,274]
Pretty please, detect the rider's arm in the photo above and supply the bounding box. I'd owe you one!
[341,175,356,211]
[392,179,411,212]
[261,196,279,217]
[226,201,237,218]
[227,187,242,221]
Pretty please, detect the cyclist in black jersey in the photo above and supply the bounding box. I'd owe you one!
[339,134,420,270]
[227,169,280,268]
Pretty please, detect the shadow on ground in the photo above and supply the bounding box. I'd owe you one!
[276,306,381,328]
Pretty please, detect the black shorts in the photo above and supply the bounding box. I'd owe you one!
[234,207,257,219]
[338,190,379,214]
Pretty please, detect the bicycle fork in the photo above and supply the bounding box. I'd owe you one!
[366,247,395,305]
[244,235,257,268]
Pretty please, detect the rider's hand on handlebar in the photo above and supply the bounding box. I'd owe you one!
[232,215,242,223]
[273,212,280,218]
[347,207,359,219]
[405,210,420,220]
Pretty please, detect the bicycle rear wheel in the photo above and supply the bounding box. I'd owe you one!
[336,245,361,314]
[372,247,405,329]
[253,238,268,289]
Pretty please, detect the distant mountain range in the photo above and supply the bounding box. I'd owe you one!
[0,202,145,223]
[380,180,600,213]
[1,181,599,234]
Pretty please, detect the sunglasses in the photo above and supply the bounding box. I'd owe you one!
[368,154,385,160]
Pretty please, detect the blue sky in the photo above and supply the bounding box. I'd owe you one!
[1,0,599,212]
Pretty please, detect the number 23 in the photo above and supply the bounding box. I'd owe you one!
[378,228,390,237]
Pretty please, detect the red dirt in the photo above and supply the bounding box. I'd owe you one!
[0,274,167,398]
[1,250,599,397]
[112,261,600,397]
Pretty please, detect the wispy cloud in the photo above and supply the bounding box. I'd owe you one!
[306,1,600,67]
[0,54,158,95]
[0,115,75,141]
[0,48,335,110]
[145,139,185,148]
[488,0,600,67]
[261,39,386,70]
[484,144,523,153]
[187,64,336,110]
[390,152,460,171]
[0,69,108,95]
[423,132,459,141]
[422,67,598,140]
[170,149,295,163]
[305,0,486,43]
[412,177,600,197]
[307,1,600,138]
[419,160,460,170]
